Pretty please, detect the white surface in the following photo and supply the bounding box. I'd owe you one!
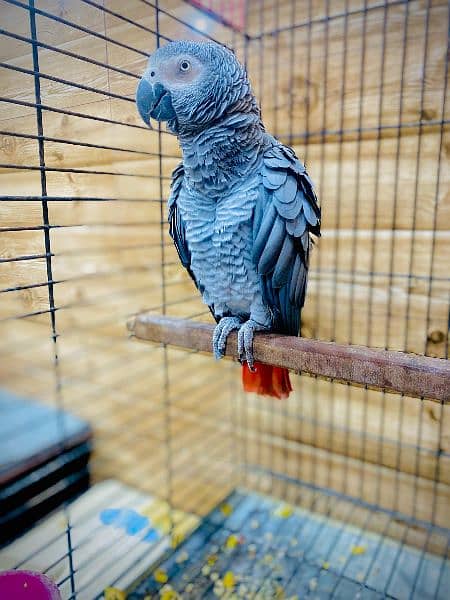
[0,480,197,599]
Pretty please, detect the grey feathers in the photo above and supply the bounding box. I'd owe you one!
[252,142,321,335]
[257,215,285,275]
[252,202,277,265]
[168,163,189,269]
[159,41,320,338]
[272,235,295,288]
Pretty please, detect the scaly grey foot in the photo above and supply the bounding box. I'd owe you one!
[212,316,242,360]
[237,319,269,370]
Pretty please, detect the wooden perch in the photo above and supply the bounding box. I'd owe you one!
[128,314,450,402]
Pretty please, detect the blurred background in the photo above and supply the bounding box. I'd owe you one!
[0,1,448,598]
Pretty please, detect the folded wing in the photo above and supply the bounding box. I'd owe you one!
[253,143,321,335]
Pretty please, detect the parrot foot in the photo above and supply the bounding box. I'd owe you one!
[212,317,242,360]
[237,319,269,371]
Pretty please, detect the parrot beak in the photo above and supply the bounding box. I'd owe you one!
[136,78,175,127]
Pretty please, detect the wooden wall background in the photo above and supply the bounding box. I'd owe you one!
[0,0,449,555]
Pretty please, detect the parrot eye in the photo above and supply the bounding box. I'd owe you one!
[179,60,191,72]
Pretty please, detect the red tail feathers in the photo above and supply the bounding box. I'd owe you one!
[242,361,292,399]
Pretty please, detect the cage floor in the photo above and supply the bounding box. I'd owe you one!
[129,489,449,600]
[0,480,198,600]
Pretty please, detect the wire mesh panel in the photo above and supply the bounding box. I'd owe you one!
[240,3,450,596]
[0,1,245,596]
[0,0,449,598]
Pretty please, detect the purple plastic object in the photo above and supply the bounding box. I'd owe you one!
[0,571,61,600]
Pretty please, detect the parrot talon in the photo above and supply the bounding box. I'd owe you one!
[237,319,268,370]
[213,317,242,360]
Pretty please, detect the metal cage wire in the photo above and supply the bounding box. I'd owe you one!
[0,0,448,598]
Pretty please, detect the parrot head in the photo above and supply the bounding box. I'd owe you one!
[136,40,256,134]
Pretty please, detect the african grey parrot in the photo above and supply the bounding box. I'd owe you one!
[136,40,320,399]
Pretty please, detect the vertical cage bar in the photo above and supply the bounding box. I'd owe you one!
[312,0,330,496]
[154,0,174,537]
[27,0,76,595]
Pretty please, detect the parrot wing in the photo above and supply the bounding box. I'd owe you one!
[168,163,192,275]
[168,162,219,322]
[253,143,321,336]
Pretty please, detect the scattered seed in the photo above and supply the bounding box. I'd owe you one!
[220,503,233,517]
[223,571,236,589]
[226,534,240,550]
[274,504,293,518]
[154,568,168,584]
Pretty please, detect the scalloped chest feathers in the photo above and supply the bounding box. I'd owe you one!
[177,175,261,317]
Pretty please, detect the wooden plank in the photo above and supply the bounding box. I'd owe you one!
[109,365,449,484]
[241,430,450,531]
[246,1,449,139]
[0,3,35,64]
[1,127,447,231]
[246,0,410,37]
[243,383,450,484]
[0,110,179,170]
[128,314,450,402]
[292,132,450,233]
[2,1,448,141]
[301,271,449,356]
[312,230,449,279]
[104,0,236,85]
